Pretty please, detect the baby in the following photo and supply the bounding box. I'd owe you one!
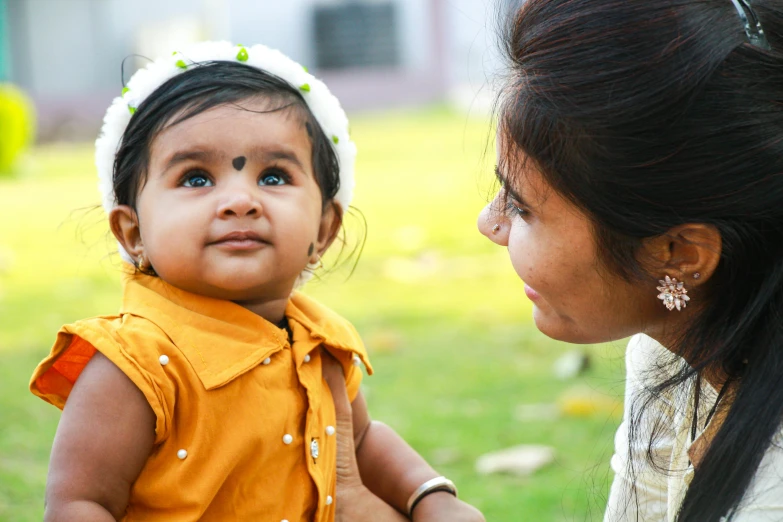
[30,42,471,521]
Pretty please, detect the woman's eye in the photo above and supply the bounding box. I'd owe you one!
[505,200,528,218]
[259,171,289,186]
[182,172,213,188]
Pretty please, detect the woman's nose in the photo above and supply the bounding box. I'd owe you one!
[477,202,509,246]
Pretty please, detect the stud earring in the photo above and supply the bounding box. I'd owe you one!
[657,275,691,311]
[693,273,701,280]
[137,253,146,271]
[306,255,323,272]
[492,224,501,234]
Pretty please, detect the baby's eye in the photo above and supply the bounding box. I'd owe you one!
[259,170,290,186]
[181,172,213,188]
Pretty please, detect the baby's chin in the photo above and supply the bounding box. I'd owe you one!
[207,280,296,302]
[162,272,297,303]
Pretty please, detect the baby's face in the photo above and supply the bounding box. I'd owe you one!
[130,99,332,305]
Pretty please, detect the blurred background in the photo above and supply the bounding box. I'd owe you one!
[0,0,627,520]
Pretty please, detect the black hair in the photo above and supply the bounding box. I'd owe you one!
[499,0,783,520]
[112,60,364,278]
[113,60,340,211]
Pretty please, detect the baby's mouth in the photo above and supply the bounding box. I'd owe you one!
[209,230,269,249]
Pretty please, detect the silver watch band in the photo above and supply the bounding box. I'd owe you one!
[406,476,458,516]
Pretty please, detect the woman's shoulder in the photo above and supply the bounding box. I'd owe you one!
[625,334,676,382]
[624,334,686,413]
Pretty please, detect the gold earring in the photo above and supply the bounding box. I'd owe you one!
[137,254,146,271]
[657,275,690,311]
[492,224,501,234]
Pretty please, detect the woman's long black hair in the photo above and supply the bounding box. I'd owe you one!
[499,0,783,519]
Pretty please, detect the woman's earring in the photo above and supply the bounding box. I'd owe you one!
[492,224,501,234]
[137,254,146,271]
[693,272,701,280]
[657,275,691,311]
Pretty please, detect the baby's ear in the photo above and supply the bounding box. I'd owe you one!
[316,202,343,255]
[109,205,144,259]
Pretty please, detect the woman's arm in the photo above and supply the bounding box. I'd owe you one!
[44,352,156,521]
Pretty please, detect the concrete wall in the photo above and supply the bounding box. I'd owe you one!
[5,0,508,139]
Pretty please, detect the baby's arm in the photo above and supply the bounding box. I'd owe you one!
[44,352,155,521]
[351,392,482,520]
[322,352,482,520]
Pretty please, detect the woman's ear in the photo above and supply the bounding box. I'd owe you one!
[109,205,144,261]
[641,223,722,286]
[315,202,344,257]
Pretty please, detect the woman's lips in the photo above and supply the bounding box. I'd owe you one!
[524,283,540,301]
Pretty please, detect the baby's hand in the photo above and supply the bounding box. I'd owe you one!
[412,493,486,522]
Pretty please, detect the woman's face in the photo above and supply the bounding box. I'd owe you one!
[477,134,664,344]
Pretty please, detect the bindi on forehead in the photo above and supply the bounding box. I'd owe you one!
[232,156,246,171]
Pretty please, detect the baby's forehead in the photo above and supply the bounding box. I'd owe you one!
[164,95,311,131]
[149,103,312,162]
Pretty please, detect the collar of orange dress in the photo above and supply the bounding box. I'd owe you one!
[119,264,372,390]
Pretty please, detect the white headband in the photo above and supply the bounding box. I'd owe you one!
[95,41,357,277]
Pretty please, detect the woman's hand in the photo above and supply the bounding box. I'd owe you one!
[321,352,408,521]
[320,352,365,497]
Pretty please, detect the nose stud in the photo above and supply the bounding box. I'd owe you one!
[492,224,501,234]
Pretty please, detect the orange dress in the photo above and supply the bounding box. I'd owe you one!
[30,266,373,521]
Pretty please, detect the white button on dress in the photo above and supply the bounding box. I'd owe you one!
[159,354,169,366]
[283,434,293,445]
[352,355,361,366]
[177,449,187,460]
[303,354,311,363]
[310,439,320,459]
[326,425,335,436]
[326,495,333,505]
[263,357,271,365]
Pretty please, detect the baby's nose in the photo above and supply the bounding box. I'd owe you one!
[217,191,262,217]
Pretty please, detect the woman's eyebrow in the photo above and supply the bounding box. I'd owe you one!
[495,166,528,205]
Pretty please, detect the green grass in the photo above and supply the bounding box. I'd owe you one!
[0,106,626,521]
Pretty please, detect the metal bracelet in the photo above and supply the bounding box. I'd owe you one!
[406,476,458,517]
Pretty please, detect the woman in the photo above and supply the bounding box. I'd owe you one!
[326,0,783,520]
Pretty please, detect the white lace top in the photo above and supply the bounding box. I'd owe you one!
[604,334,783,521]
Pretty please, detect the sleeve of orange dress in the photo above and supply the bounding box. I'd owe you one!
[30,314,176,444]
